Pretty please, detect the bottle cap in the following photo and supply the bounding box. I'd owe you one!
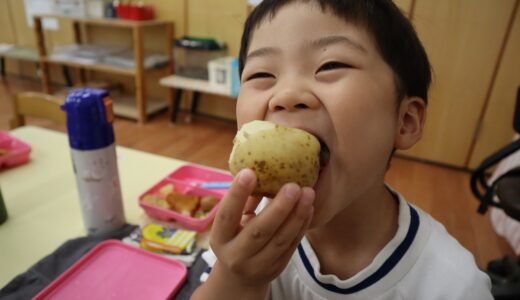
[61,88,115,151]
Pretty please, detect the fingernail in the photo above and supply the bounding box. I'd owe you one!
[238,169,254,186]
[284,183,300,199]
[301,194,313,207]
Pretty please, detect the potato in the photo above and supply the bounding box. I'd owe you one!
[229,120,321,198]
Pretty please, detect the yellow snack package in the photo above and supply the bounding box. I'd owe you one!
[141,223,197,254]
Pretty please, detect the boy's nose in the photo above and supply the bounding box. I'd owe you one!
[268,86,320,112]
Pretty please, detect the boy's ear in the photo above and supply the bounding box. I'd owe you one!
[394,96,427,150]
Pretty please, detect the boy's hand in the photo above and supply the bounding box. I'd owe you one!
[207,168,315,295]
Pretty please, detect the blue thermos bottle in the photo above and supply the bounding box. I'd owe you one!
[62,88,126,235]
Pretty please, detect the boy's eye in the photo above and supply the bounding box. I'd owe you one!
[246,72,275,81]
[317,61,350,72]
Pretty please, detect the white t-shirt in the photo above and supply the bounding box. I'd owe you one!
[201,191,492,300]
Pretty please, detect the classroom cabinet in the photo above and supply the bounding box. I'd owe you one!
[467,5,520,169]
[398,0,519,168]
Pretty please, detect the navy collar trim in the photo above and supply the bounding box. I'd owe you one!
[297,204,420,294]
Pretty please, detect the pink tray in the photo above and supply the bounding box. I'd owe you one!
[0,131,31,169]
[34,240,187,300]
[139,164,233,232]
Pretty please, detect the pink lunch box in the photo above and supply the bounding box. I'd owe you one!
[139,164,233,232]
[0,131,31,169]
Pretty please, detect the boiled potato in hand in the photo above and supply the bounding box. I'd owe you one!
[228,120,321,198]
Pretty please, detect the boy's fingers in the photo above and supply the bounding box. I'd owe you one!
[256,193,314,271]
[234,183,301,256]
[256,187,314,260]
[243,196,262,215]
[212,169,256,244]
[277,206,314,267]
[240,196,262,226]
[288,193,314,251]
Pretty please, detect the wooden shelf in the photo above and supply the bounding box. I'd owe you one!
[112,94,168,119]
[37,14,172,28]
[0,46,39,62]
[43,56,136,76]
[44,56,170,76]
[33,14,175,123]
[0,46,39,78]
[54,89,168,120]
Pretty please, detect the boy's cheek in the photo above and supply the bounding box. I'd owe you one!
[236,95,265,127]
[236,94,247,121]
[236,99,255,128]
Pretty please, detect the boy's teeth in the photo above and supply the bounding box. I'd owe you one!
[319,141,330,170]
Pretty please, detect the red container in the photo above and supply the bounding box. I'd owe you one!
[116,4,129,19]
[0,131,31,169]
[117,4,155,20]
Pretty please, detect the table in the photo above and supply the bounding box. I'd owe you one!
[0,126,185,287]
[159,75,236,123]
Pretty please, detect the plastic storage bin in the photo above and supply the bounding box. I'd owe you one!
[139,164,233,231]
[173,37,226,80]
[0,131,31,169]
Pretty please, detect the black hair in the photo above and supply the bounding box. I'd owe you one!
[239,0,431,103]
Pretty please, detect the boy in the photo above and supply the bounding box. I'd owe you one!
[192,0,492,299]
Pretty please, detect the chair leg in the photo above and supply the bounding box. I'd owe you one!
[170,89,182,124]
[0,57,5,77]
[62,66,73,87]
[9,116,25,129]
[186,91,200,123]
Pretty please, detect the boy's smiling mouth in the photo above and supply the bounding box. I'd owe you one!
[294,126,331,175]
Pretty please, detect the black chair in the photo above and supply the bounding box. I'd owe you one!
[471,87,520,300]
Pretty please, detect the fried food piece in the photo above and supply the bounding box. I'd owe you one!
[158,184,174,196]
[200,195,218,212]
[166,192,200,216]
[142,194,170,209]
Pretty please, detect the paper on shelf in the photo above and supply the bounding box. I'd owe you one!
[0,44,15,54]
[23,0,59,30]
[50,44,129,64]
[103,50,169,69]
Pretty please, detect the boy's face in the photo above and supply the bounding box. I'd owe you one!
[237,2,416,227]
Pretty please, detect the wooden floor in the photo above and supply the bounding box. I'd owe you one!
[0,76,515,270]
